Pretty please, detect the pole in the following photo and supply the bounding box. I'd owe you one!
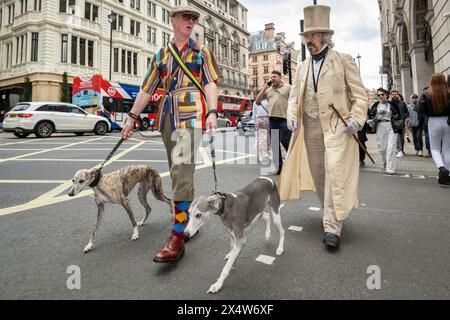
[109,23,113,81]
[300,20,306,61]
[356,54,361,76]
[288,52,292,85]
[313,0,317,4]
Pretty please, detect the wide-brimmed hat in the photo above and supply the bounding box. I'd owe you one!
[301,5,334,35]
[170,5,200,20]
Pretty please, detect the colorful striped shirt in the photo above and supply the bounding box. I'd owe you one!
[141,38,222,131]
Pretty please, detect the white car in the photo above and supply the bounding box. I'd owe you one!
[3,102,110,138]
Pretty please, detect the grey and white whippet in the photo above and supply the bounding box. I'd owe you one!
[68,165,172,253]
[185,177,285,294]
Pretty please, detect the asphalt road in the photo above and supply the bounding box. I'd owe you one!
[0,130,449,300]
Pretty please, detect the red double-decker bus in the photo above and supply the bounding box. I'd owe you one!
[217,94,252,126]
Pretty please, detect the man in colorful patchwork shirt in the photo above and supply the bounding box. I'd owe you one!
[121,5,222,262]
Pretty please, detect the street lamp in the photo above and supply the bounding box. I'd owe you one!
[356,53,362,76]
[107,13,116,81]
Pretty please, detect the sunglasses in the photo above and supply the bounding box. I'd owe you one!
[178,14,198,22]
[377,94,385,97]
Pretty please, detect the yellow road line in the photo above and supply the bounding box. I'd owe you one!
[0,136,106,164]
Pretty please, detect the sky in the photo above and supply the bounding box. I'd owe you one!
[242,0,383,89]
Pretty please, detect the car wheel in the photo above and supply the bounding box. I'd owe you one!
[13,132,29,138]
[94,121,108,135]
[140,118,149,131]
[75,132,85,136]
[34,121,53,138]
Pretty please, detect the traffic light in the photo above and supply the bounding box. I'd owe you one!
[283,52,290,75]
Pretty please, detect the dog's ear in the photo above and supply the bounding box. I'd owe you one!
[207,195,224,215]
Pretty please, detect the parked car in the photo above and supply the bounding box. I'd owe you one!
[2,102,111,138]
[236,117,255,136]
[217,113,232,128]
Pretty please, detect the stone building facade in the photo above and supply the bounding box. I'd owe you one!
[0,0,251,116]
[248,23,298,98]
[187,0,251,97]
[378,0,450,98]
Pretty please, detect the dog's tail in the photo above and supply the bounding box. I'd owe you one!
[147,168,172,205]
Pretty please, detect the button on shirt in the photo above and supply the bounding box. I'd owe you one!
[141,38,222,131]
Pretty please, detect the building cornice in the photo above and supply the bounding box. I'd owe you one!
[188,0,250,36]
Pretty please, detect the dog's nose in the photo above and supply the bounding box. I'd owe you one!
[183,232,190,242]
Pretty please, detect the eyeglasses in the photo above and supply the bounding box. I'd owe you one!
[377,94,385,97]
[178,14,198,22]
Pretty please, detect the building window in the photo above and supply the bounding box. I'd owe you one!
[147,1,156,18]
[127,51,132,74]
[133,52,137,75]
[71,36,77,63]
[147,26,156,44]
[88,40,94,67]
[61,34,68,63]
[263,65,269,74]
[130,0,135,9]
[130,20,140,36]
[31,32,38,62]
[121,49,126,73]
[173,0,181,5]
[0,9,2,29]
[242,54,246,67]
[252,56,257,63]
[34,0,41,11]
[8,4,15,24]
[162,32,170,47]
[162,8,170,24]
[59,0,75,14]
[85,2,98,22]
[253,67,258,76]
[20,0,28,14]
[113,48,119,72]
[112,14,124,31]
[263,54,268,61]
[79,38,86,65]
[6,43,12,68]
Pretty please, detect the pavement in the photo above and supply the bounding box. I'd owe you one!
[0,129,449,300]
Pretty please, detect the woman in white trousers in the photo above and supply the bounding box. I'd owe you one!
[368,88,402,175]
[419,73,450,185]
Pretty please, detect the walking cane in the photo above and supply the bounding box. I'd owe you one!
[329,103,376,165]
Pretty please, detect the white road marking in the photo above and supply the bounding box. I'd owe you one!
[309,207,321,212]
[288,226,304,232]
[413,175,426,179]
[0,137,106,164]
[0,180,67,184]
[0,140,35,147]
[4,159,167,162]
[256,255,276,265]
[0,148,165,151]
[400,174,411,178]
[0,144,254,217]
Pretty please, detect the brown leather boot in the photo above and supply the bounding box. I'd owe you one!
[153,236,185,262]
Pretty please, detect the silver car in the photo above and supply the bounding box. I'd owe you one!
[3,102,110,138]
[217,113,232,128]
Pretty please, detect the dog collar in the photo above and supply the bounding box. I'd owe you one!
[89,171,102,188]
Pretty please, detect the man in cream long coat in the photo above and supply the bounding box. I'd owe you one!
[279,5,369,249]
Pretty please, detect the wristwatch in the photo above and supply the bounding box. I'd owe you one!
[206,109,218,118]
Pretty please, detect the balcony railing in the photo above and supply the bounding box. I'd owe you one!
[14,11,43,27]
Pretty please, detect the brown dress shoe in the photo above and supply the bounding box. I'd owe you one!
[153,236,185,263]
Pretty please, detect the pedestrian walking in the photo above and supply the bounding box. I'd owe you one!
[252,99,271,164]
[255,71,292,175]
[121,5,222,262]
[367,88,402,175]
[406,94,424,156]
[419,73,450,185]
[390,90,409,157]
[279,5,369,249]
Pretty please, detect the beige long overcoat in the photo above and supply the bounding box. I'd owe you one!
[279,49,369,221]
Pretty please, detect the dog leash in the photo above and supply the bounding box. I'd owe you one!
[209,132,220,195]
